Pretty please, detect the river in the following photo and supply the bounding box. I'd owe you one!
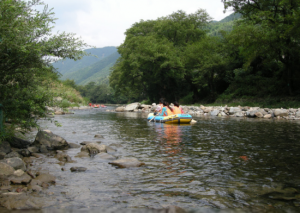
[11,106,300,212]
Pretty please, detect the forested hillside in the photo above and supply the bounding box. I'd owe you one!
[53,46,117,76]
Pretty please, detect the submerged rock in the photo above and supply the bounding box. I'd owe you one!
[70,167,87,172]
[109,158,145,168]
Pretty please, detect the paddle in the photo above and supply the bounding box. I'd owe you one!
[149,114,157,122]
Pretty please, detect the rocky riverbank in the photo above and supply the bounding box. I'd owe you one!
[0,130,146,210]
[113,102,300,120]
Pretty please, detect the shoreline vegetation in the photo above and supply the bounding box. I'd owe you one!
[46,101,300,121]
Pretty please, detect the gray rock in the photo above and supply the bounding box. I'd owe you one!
[39,145,48,153]
[274,109,289,117]
[34,173,56,184]
[124,102,140,112]
[246,110,258,117]
[5,151,23,158]
[0,152,5,159]
[9,172,32,184]
[27,146,39,153]
[229,107,241,115]
[109,157,145,168]
[210,109,220,116]
[70,167,87,172]
[33,130,68,151]
[235,111,245,117]
[264,114,272,119]
[55,152,74,162]
[0,162,15,176]
[68,143,80,148]
[8,137,32,149]
[115,106,125,112]
[255,112,264,118]
[18,149,31,157]
[1,157,26,171]
[0,141,11,154]
[86,143,107,156]
[295,111,300,118]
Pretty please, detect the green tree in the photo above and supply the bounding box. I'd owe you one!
[0,0,89,137]
[185,36,229,101]
[222,0,300,95]
[109,9,211,102]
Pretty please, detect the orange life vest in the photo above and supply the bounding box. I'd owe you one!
[166,107,174,116]
[173,106,182,114]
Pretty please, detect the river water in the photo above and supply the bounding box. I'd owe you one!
[20,107,300,212]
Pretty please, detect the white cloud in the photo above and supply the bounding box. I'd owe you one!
[40,0,232,48]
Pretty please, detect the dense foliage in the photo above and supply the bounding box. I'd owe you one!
[109,1,300,104]
[0,0,89,139]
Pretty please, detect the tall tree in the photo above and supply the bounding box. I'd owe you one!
[110,9,211,102]
[222,0,300,95]
[0,0,89,137]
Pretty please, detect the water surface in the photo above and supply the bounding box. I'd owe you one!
[25,107,300,212]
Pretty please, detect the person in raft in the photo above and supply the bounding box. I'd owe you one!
[154,98,164,115]
[159,101,174,116]
[173,101,184,114]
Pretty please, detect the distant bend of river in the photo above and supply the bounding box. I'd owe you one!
[23,107,300,212]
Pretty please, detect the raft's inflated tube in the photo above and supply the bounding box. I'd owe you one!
[147,113,192,124]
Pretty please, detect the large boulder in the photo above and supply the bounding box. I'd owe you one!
[115,107,125,112]
[274,109,289,117]
[8,137,32,149]
[0,141,11,154]
[109,158,145,168]
[1,157,26,171]
[295,111,300,118]
[0,162,15,176]
[33,130,69,151]
[124,103,140,112]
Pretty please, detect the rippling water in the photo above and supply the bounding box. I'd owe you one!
[23,107,300,212]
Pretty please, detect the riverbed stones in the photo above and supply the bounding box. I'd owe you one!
[274,109,289,117]
[115,106,125,112]
[68,143,81,148]
[210,109,219,116]
[264,114,272,119]
[9,172,32,184]
[5,151,23,159]
[255,112,264,118]
[0,141,11,154]
[33,130,69,151]
[109,157,145,168]
[70,167,87,172]
[55,151,74,163]
[85,143,107,156]
[33,173,56,185]
[0,162,15,176]
[8,137,32,149]
[1,157,26,171]
[27,146,39,153]
[229,107,241,115]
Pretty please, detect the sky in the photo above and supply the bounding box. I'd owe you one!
[38,0,233,48]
